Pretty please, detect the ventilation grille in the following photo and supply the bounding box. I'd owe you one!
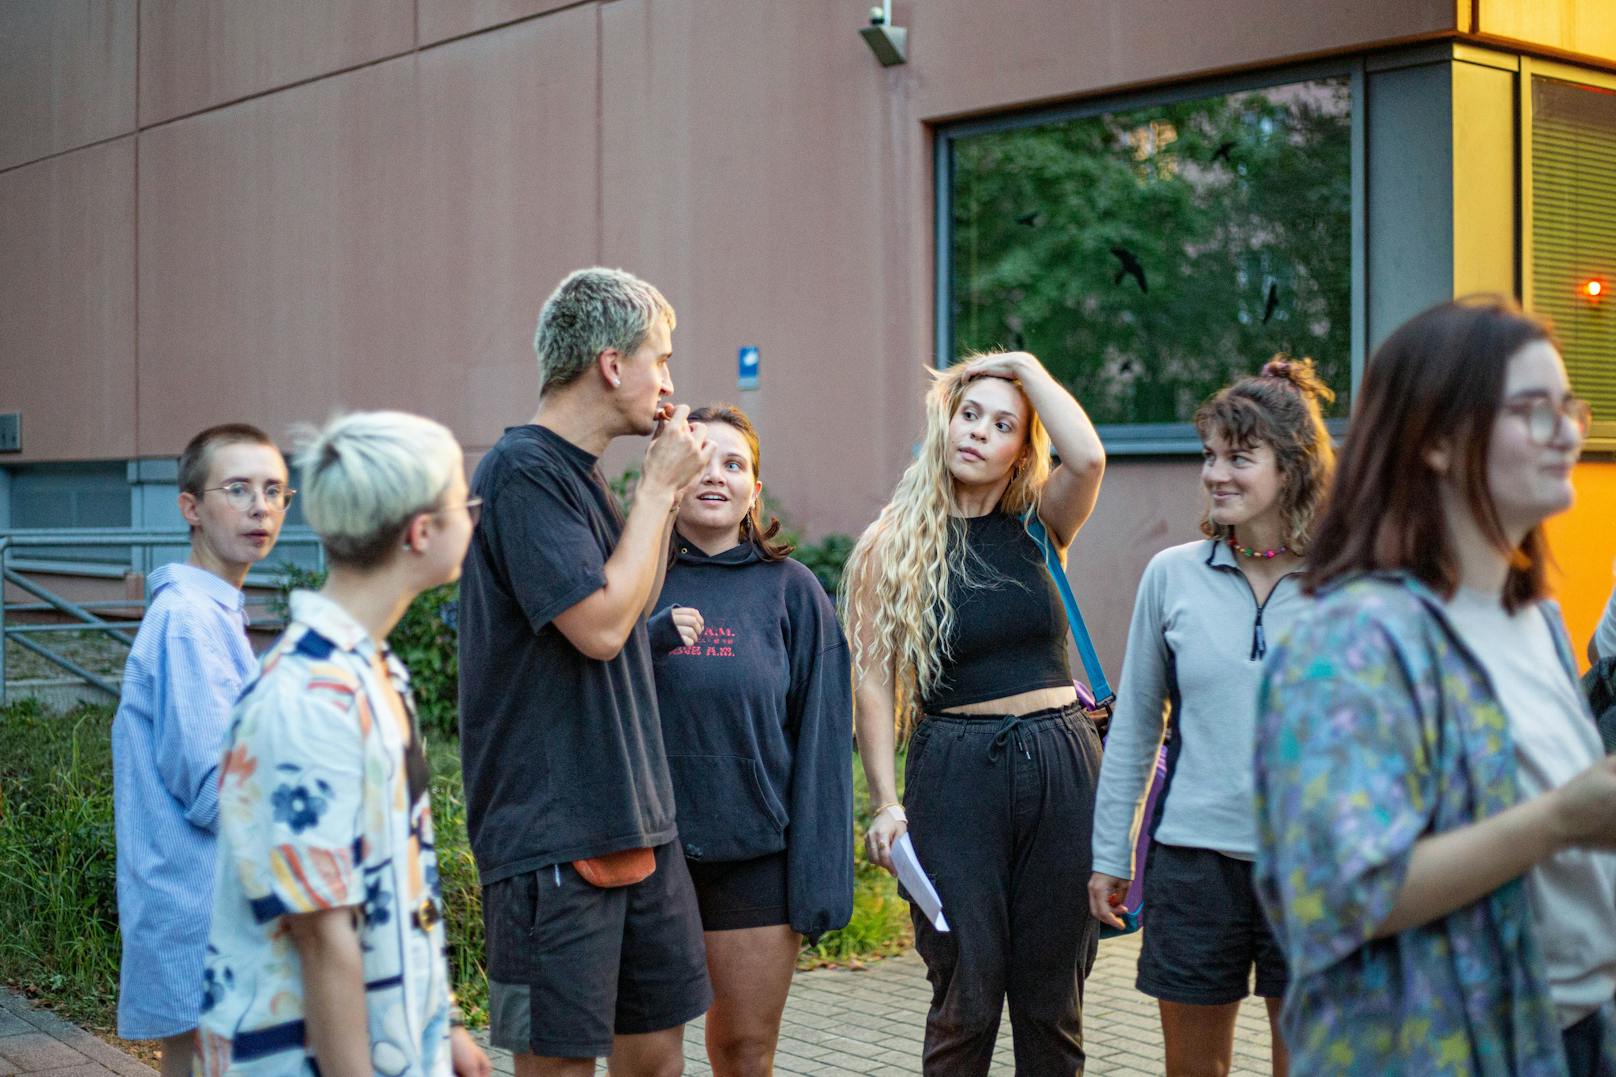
[1532,76,1616,451]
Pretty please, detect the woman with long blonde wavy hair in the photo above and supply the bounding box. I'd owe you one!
[845,351,1106,1075]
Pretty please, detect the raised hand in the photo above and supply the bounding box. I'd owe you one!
[642,404,712,496]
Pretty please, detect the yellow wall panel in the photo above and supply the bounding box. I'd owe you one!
[1545,460,1616,670]
[1452,60,1518,296]
[1479,0,1616,61]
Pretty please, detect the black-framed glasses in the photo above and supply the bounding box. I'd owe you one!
[203,482,296,512]
[1501,396,1593,446]
[433,496,482,526]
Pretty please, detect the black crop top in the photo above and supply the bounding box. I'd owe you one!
[920,511,1074,712]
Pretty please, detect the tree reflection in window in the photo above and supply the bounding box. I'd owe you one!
[949,78,1352,425]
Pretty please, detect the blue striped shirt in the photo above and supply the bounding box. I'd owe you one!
[112,563,255,1039]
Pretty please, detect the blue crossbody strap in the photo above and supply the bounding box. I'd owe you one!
[1024,510,1115,712]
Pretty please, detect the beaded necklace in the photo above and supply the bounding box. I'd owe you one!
[1228,537,1290,560]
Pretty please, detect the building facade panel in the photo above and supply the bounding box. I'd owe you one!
[137,0,415,126]
[0,0,135,172]
[597,0,919,535]
[410,4,601,448]
[900,0,1455,123]
[1477,0,1616,59]
[136,57,425,456]
[0,137,136,462]
[416,0,582,48]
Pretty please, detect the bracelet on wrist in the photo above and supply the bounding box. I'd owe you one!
[872,801,905,820]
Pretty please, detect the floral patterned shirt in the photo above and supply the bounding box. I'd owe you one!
[1254,573,1613,1076]
[197,591,452,1076]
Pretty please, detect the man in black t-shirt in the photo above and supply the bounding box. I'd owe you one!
[459,267,713,1074]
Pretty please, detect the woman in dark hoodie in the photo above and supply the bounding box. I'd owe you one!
[648,403,854,1077]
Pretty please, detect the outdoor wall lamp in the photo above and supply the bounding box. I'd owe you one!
[860,0,908,66]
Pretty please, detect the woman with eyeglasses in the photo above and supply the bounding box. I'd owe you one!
[1254,296,1616,1076]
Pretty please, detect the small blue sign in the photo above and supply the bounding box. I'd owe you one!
[737,346,760,390]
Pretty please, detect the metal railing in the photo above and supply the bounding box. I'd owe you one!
[0,528,323,704]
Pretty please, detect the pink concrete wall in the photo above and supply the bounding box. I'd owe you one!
[0,0,134,171]
[138,0,414,125]
[0,0,1476,674]
[0,137,136,461]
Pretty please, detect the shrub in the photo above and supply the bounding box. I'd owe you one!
[0,701,121,1029]
[0,702,913,1035]
[271,565,461,739]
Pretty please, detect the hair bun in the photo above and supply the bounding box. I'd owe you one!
[1259,354,1337,405]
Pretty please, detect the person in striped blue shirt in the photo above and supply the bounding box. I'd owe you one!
[111,423,290,1076]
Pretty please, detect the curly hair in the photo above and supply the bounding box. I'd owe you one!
[842,359,1052,740]
[1194,356,1336,555]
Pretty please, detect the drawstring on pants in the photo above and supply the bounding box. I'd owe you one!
[988,714,1034,762]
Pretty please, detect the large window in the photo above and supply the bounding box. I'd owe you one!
[942,73,1354,445]
[1531,74,1616,452]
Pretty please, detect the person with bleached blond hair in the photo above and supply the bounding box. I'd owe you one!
[847,351,1106,1075]
[198,410,490,1077]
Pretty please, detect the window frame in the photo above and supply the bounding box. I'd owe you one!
[1520,55,1616,455]
[934,58,1366,454]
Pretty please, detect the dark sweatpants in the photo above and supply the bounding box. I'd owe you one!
[903,704,1103,1076]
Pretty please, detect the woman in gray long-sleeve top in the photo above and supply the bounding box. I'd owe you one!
[1088,358,1336,1077]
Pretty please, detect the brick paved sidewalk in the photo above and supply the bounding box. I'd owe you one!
[0,932,1273,1075]
[477,931,1277,1075]
[0,991,153,1076]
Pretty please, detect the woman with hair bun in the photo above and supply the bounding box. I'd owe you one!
[846,351,1106,1075]
[648,403,853,1077]
[1089,356,1336,1077]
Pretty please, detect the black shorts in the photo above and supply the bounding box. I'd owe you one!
[1135,841,1288,1005]
[685,851,790,931]
[482,842,712,1059]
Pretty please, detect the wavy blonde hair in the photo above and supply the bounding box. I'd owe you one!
[842,360,1052,740]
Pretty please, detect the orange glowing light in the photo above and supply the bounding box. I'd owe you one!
[1583,279,1604,298]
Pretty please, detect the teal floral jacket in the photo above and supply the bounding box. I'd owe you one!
[1255,572,1609,1076]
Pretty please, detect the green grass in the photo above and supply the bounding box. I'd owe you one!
[0,701,911,1034]
[801,748,912,968]
[0,700,121,1030]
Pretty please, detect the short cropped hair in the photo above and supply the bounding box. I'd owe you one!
[178,423,276,498]
[294,411,462,570]
[533,267,675,394]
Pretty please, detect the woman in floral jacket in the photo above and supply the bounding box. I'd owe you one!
[1255,296,1616,1076]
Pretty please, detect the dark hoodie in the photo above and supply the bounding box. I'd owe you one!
[648,536,854,939]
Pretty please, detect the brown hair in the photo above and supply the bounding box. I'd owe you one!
[687,404,793,561]
[178,423,277,498]
[1194,356,1337,554]
[1306,295,1557,611]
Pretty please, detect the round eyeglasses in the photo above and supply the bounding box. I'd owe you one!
[202,481,296,512]
[1501,396,1593,447]
[432,496,483,526]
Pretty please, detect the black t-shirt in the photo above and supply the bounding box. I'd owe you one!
[457,424,676,884]
[921,511,1073,712]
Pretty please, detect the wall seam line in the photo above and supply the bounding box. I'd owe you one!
[132,0,141,461]
[596,1,604,263]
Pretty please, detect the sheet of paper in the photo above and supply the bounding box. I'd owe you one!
[893,832,949,932]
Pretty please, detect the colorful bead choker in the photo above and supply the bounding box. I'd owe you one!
[1229,538,1289,560]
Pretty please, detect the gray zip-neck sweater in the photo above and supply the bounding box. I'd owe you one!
[1091,538,1308,878]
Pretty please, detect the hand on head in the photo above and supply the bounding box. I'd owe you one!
[964,351,1041,383]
